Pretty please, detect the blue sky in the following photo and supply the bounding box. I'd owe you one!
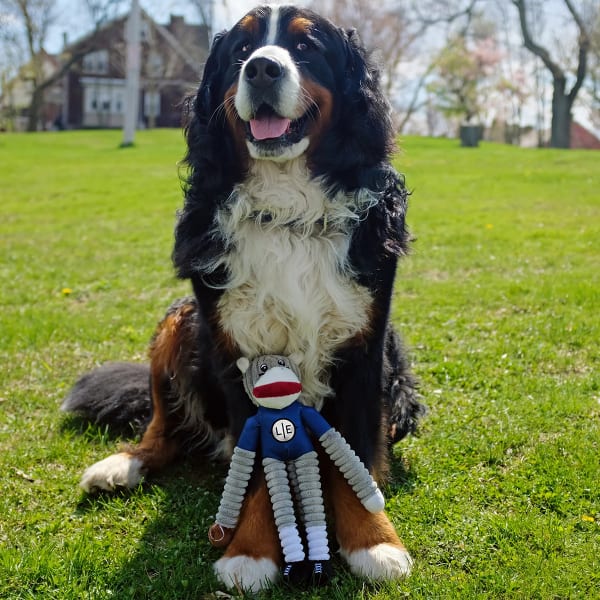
[47,1,312,52]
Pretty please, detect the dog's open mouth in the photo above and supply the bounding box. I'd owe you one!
[246,104,309,146]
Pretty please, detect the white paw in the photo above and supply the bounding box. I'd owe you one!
[341,543,413,580]
[80,452,145,493]
[214,555,279,593]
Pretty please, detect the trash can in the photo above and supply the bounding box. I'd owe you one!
[460,124,484,147]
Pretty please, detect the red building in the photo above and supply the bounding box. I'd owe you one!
[570,122,600,150]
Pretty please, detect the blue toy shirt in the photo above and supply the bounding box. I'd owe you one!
[237,401,332,460]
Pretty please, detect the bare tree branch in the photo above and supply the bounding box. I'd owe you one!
[563,0,590,104]
[512,0,563,79]
[512,0,590,147]
[411,0,481,33]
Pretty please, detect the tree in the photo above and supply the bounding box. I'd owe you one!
[1,0,56,130]
[585,1,600,125]
[512,0,590,148]
[189,0,215,38]
[1,0,122,131]
[427,18,501,125]
[309,0,424,130]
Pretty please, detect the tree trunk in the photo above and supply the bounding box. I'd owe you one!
[512,0,589,151]
[27,86,44,132]
[550,76,572,149]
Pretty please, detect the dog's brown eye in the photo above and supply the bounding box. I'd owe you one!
[296,42,308,51]
[241,43,252,54]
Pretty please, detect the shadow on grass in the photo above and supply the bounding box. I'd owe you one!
[65,418,419,598]
[60,413,142,445]
[386,451,421,496]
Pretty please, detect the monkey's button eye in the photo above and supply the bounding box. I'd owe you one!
[259,363,268,374]
[277,359,285,366]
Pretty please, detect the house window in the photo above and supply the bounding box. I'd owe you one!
[147,51,163,78]
[144,91,160,118]
[140,20,151,41]
[83,50,109,75]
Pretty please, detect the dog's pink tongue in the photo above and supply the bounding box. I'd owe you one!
[250,115,291,140]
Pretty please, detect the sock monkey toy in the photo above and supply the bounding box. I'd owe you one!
[208,354,385,586]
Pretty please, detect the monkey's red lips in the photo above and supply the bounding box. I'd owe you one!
[253,381,302,398]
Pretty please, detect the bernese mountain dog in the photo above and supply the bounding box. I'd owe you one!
[62,4,424,592]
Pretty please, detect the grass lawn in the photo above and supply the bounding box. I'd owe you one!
[0,130,598,599]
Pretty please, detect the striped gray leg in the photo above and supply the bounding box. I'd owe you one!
[262,457,305,565]
[319,428,385,513]
[214,447,256,530]
[293,451,329,562]
[286,459,304,521]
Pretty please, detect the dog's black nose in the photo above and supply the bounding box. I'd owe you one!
[244,56,284,88]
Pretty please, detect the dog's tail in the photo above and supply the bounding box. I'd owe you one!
[61,362,152,436]
[385,327,426,444]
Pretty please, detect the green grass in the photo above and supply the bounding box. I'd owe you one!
[1,131,598,599]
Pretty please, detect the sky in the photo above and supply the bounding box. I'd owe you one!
[42,0,580,58]
[30,0,599,134]
[47,1,310,52]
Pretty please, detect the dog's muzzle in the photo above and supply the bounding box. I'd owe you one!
[234,46,310,160]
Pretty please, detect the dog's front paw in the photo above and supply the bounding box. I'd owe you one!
[80,452,145,493]
[341,543,413,580]
[214,555,279,592]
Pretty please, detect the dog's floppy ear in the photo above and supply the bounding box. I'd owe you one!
[342,28,366,85]
[311,26,395,186]
[194,31,227,124]
[341,26,394,155]
[175,29,241,281]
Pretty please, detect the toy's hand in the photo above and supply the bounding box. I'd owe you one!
[208,523,235,548]
[362,488,385,513]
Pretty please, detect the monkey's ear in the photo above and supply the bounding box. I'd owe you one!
[236,357,250,373]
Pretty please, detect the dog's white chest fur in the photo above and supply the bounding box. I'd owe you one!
[216,159,373,408]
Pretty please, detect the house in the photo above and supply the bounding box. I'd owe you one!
[0,52,63,131]
[1,12,209,131]
[63,12,209,129]
[570,122,600,150]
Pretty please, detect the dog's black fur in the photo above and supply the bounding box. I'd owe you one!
[64,5,425,587]
[64,6,423,474]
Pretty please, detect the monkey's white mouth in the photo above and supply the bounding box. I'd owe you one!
[252,366,302,408]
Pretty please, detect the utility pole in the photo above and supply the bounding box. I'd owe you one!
[121,0,141,147]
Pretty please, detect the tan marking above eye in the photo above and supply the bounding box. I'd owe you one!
[239,15,259,34]
[289,16,313,35]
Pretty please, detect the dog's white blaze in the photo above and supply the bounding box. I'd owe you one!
[215,159,375,409]
[266,5,280,45]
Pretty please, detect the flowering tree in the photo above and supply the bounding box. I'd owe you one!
[309,0,424,130]
[428,31,502,124]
